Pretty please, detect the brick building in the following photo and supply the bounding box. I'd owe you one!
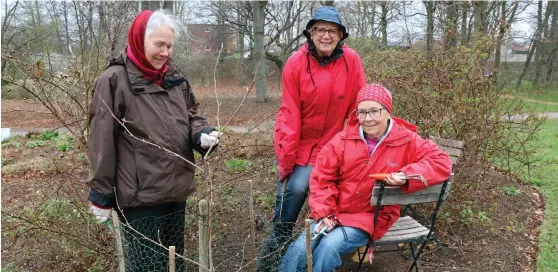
[187,24,237,56]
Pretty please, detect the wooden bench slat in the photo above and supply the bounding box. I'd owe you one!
[388,221,423,231]
[382,225,428,237]
[389,220,418,228]
[371,176,453,206]
[429,136,465,149]
[373,194,440,206]
[372,217,430,245]
[375,229,429,243]
[449,156,460,165]
[391,216,415,225]
[439,146,463,157]
[372,183,447,197]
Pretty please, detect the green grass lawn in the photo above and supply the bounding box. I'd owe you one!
[500,84,558,113]
[515,92,558,104]
[525,119,558,271]
[501,97,558,113]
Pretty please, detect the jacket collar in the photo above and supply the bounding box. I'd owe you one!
[110,49,186,94]
[303,42,344,67]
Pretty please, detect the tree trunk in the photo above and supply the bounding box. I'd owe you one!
[423,1,436,53]
[63,1,70,53]
[473,1,487,35]
[535,1,552,85]
[460,2,468,46]
[47,1,65,53]
[88,2,94,50]
[445,1,458,49]
[380,2,388,49]
[369,2,376,40]
[494,1,517,71]
[162,0,173,12]
[142,1,159,11]
[253,1,268,103]
[238,1,246,84]
[544,1,558,84]
[534,0,544,84]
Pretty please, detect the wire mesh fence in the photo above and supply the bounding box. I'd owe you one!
[102,132,318,271]
[109,211,310,272]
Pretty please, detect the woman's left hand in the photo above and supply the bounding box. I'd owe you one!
[385,172,407,186]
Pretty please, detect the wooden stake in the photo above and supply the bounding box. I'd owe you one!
[305,219,312,272]
[249,180,257,272]
[111,211,125,272]
[199,199,210,272]
[169,246,176,272]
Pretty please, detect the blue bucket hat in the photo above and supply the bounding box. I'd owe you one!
[303,6,348,41]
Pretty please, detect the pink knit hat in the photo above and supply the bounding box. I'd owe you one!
[356,84,393,113]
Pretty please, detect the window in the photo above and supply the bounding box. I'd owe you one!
[205,36,210,51]
[204,26,210,33]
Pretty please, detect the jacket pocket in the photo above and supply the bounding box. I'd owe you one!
[133,149,141,201]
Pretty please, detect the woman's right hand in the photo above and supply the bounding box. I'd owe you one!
[316,217,337,233]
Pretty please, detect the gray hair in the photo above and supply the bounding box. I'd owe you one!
[145,10,181,42]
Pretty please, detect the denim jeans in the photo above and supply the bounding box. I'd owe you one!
[257,165,314,272]
[280,221,370,272]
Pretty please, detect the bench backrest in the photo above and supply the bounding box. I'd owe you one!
[370,137,464,206]
[429,136,464,168]
[370,175,453,206]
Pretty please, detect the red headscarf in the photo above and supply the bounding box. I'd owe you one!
[356,84,393,113]
[127,10,168,86]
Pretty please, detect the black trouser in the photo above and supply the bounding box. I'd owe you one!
[118,202,186,272]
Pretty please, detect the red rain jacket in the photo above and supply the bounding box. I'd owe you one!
[274,43,366,176]
[308,116,453,239]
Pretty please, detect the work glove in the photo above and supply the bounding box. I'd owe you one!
[200,131,221,149]
[89,202,112,223]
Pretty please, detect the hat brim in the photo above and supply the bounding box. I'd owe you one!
[305,19,349,41]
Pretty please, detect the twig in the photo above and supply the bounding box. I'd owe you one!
[41,118,87,134]
[1,109,52,114]
[203,42,225,160]
[213,43,223,132]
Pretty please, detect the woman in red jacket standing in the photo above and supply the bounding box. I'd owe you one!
[258,6,366,270]
[280,84,453,271]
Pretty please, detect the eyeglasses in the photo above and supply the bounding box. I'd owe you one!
[356,108,386,119]
[313,27,340,37]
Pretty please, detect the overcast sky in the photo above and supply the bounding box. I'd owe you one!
[184,0,540,44]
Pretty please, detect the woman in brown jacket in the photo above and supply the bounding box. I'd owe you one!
[87,10,219,271]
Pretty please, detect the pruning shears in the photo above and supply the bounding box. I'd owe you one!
[311,220,329,240]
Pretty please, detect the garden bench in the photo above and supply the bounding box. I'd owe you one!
[354,136,464,272]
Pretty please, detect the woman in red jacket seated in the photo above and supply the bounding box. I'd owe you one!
[280,84,453,272]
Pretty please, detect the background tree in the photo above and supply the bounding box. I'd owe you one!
[253,0,268,103]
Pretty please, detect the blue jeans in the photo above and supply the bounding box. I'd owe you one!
[257,165,314,271]
[280,221,370,272]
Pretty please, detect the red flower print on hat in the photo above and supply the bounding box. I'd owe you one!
[356,84,393,113]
